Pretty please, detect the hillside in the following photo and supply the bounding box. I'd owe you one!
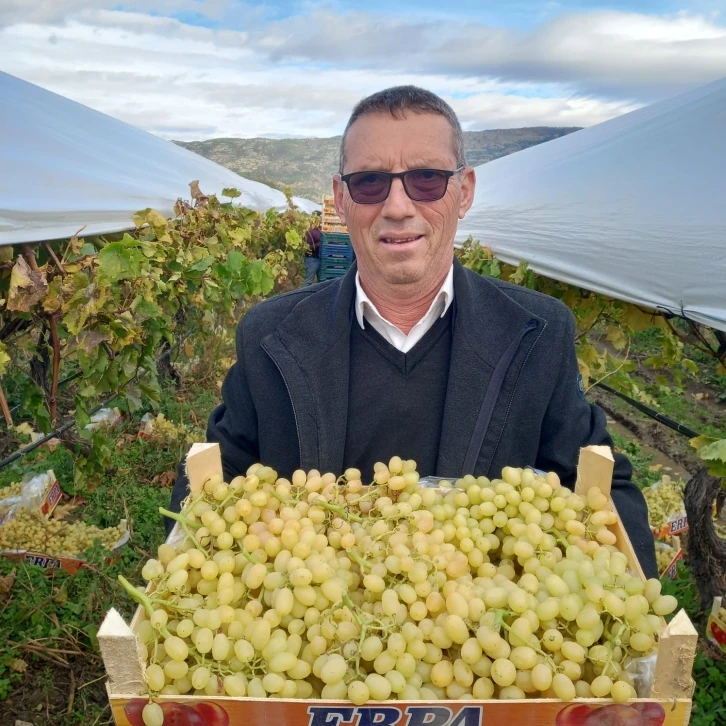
[175,127,580,201]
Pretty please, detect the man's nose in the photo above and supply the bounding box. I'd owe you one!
[381,177,416,218]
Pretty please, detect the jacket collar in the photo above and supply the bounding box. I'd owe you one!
[262,258,545,477]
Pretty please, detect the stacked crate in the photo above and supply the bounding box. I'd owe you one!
[319,232,355,281]
[320,195,347,233]
[319,195,354,281]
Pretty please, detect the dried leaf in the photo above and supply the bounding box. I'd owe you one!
[42,437,61,453]
[648,464,663,473]
[151,470,176,488]
[51,497,88,521]
[7,255,48,312]
[10,658,28,673]
[692,392,709,401]
[0,567,16,597]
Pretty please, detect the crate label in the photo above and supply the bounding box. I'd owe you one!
[111,697,692,726]
[655,513,688,539]
[662,549,684,579]
[41,479,63,515]
[24,553,62,568]
[707,614,726,653]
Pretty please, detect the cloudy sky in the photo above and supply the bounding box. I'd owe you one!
[1,0,725,140]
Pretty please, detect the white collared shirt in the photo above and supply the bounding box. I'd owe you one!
[354,265,455,353]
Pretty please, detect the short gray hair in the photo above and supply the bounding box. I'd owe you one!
[339,85,466,174]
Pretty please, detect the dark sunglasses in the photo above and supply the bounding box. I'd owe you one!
[341,166,465,204]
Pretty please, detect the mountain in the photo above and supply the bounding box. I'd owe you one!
[175,127,581,202]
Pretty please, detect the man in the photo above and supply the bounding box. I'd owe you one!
[303,210,322,286]
[169,86,657,577]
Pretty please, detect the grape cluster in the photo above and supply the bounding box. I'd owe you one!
[0,508,124,556]
[655,543,678,575]
[643,477,684,530]
[0,481,25,501]
[121,459,677,719]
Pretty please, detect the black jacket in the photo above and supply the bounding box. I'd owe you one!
[170,259,657,577]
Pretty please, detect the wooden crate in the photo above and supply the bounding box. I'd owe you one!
[99,445,697,726]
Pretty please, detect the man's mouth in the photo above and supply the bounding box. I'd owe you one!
[380,235,424,245]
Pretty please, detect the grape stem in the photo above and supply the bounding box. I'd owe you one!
[347,549,372,570]
[342,593,364,627]
[158,507,201,530]
[314,499,362,522]
[117,575,170,639]
[269,490,293,506]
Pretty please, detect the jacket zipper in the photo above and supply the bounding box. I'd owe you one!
[489,322,547,469]
[262,342,304,468]
[462,319,539,475]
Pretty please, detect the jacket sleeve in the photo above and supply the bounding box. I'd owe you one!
[166,320,260,534]
[534,311,658,579]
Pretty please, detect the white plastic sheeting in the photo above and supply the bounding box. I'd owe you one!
[456,77,726,333]
[0,72,319,246]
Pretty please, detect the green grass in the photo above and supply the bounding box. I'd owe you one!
[629,329,726,439]
[610,431,664,488]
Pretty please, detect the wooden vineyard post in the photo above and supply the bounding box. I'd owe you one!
[98,608,145,696]
[651,608,698,699]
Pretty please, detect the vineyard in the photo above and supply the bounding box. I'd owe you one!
[0,194,725,725]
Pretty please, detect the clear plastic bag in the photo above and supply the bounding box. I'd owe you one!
[0,471,54,524]
[625,653,658,697]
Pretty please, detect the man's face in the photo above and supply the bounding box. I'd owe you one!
[333,111,475,289]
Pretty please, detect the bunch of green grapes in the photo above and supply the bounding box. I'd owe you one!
[643,477,685,530]
[120,459,678,722]
[0,509,123,556]
[655,542,676,573]
[0,481,24,502]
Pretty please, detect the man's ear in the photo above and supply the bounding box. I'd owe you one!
[332,174,347,225]
[458,167,477,220]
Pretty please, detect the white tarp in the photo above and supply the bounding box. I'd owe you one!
[0,72,319,246]
[456,77,726,333]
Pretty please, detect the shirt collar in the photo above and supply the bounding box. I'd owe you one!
[355,264,455,331]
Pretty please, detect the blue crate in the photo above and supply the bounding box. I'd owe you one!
[319,267,350,281]
[321,232,352,245]
[319,257,353,281]
[321,244,355,261]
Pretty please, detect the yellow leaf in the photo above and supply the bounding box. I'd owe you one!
[7,255,48,312]
[13,422,35,437]
[577,360,591,387]
[622,305,658,333]
[606,325,628,351]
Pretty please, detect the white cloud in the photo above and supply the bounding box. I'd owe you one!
[0,5,724,139]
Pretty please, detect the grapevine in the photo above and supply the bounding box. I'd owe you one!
[120,458,677,716]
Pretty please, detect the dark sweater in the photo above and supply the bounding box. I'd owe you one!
[343,306,453,479]
[169,260,657,578]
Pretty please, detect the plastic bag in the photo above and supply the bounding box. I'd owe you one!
[625,653,658,697]
[0,471,54,524]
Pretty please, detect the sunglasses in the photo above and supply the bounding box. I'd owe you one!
[341,166,465,204]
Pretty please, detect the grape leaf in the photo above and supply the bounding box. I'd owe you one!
[227,249,245,273]
[98,242,144,282]
[606,325,628,351]
[0,341,9,377]
[700,438,726,464]
[7,255,48,312]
